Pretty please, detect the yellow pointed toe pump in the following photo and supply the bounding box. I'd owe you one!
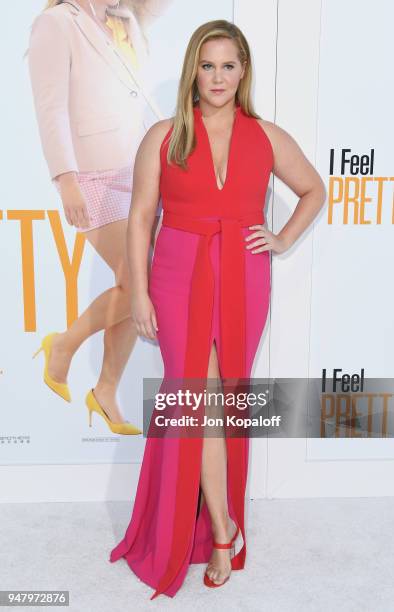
[85,389,142,435]
[33,332,71,402]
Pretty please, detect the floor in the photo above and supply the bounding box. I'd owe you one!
[1,497,394,611]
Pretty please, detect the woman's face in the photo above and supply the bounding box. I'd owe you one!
[196,38,245,109]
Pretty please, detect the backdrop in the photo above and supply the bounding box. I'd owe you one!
[0,0,392,503]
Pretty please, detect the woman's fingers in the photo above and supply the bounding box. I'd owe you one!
[80,205,90,228]
[76,206,87,228]
[245,225,273,253]
[136,317,157,340]
[250,244,271,254]
[72,209,81,228]
[64,208,73,226]
[70,209,78,227]
[73,207,82,227]
[140,323,150,339]
[245,225,270,243]
[136,321,147,338]
[64,204,90,228]
[245,230,264,242]
[245,225,288,254]
[148,314,158,338]
[246,237,268,250]
[151,312,159,332]
[135,322,143,337]
[143,321,155,340]
[132,297,158,340]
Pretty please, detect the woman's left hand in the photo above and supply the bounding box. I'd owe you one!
[245,224,288,255]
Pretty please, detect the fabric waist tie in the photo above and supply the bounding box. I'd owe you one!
[162,209,264,377]
[150,208,264,600]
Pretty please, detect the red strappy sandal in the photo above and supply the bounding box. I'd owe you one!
[203,524,240,588]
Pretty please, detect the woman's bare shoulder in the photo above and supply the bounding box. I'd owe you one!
[136,118,174,160]
[140,118,174,150]
[256,118,299,151]
[148,118,174,138]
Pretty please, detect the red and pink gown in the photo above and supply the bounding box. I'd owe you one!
[109,103,273,599]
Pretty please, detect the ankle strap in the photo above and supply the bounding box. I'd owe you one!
[212,541,233,549]
[212,525,240,549]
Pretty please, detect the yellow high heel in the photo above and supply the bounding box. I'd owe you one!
[32,332,71,402]
[85,389,142,435]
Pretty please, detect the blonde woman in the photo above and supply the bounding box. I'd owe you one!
[29,0,171,434]
[110,19,326,599]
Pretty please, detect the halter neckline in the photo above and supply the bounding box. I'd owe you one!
[193,103,241,193]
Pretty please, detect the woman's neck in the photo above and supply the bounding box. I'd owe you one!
[76,1,107,23]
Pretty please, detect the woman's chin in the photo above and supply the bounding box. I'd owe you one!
[201,95,235,109]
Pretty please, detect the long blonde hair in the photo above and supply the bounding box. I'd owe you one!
[167,20,260,169]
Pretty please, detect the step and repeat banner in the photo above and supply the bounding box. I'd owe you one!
[0,0,233,465]
[307,0,393,460]
[0,0,392,470]
[311,0,393,375]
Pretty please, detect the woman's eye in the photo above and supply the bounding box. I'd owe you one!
[201,63,235,70]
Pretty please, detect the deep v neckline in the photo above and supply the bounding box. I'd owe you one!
[194,104,240,193]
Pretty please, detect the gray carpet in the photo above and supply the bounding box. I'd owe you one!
[1,497,393,611]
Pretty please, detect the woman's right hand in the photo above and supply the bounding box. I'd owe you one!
[57,172,91,229]
[131,292,158,340]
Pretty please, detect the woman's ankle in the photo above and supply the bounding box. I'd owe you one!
[211,514,235,540]
[53,331,78,356]
[93,381,117,399]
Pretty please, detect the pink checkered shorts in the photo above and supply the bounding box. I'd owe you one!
[54,166,133,232]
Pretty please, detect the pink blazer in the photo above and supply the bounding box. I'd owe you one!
[28,1,163,179]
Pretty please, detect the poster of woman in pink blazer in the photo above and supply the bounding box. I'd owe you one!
[28,0,171,434]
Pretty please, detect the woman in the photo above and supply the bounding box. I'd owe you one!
[109,20,326,597]
[28,0,171,434]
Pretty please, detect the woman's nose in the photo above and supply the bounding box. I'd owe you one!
[212,70,224,83]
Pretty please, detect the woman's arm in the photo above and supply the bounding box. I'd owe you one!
[127,118,172,339]
[28,13,90,228]
[28,12,78,179]
[246,121,327,254]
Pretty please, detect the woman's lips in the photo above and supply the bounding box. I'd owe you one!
[211,89,225,94]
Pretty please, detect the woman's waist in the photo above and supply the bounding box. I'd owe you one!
[75,165,132,181]
[52,165,133,187]
[64,147,136,174]
[162,209,264,232]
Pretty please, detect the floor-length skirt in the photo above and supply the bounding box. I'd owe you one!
[109,219,270,598]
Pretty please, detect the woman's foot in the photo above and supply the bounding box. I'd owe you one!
[92,384,126,424]
[205,516,238,585]
[47,332,73,384]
